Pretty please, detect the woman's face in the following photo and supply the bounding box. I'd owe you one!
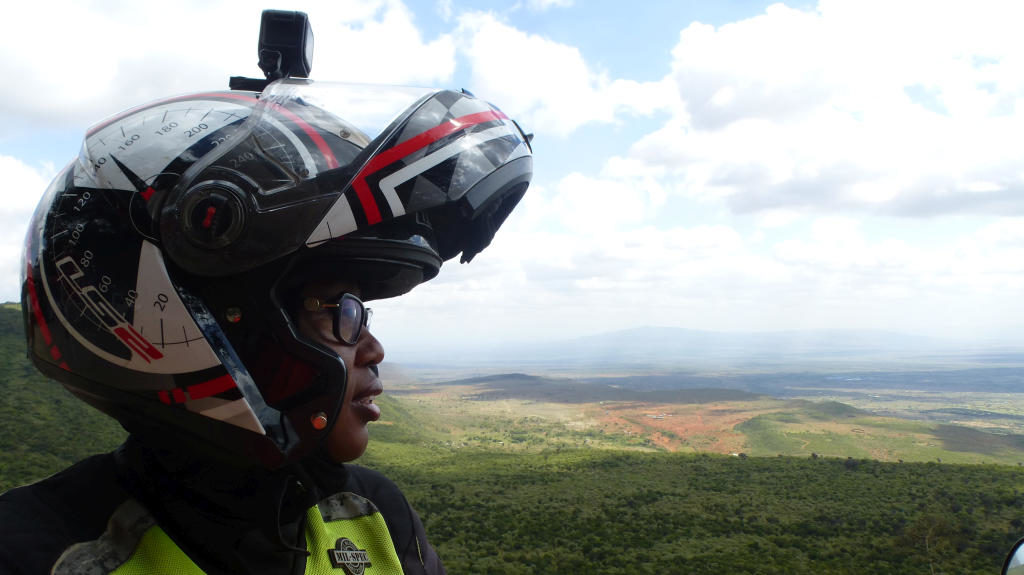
[295,280,385,462]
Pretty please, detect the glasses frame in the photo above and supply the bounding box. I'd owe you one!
[302,292,372,345]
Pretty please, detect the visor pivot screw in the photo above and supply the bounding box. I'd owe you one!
[225,307,243,324]
[339,129,351,139]
[311,412,329,430]
[179,182,247,249]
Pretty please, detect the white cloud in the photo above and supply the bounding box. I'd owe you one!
[540,172,663,235]
[621,0,1024,217]
[526,0,573,11]
[0,0,456,303]
[0,156,57,302]
[0,0,454,134]
[377,191,1024,354]
[755,209,802,230]
[5,0,1024,349]
[454,12,674,137]
[374,221,786,348]
[314,0,456,85]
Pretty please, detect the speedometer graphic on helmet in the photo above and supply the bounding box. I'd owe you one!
[80,96,258,203]
[39,98,262,375]
[42,175,220,375]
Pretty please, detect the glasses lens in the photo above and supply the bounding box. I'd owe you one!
[336,295,362,344]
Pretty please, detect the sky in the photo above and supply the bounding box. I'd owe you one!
[3,0,1024,360]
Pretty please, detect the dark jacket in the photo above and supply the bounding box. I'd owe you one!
[0,437,445,574]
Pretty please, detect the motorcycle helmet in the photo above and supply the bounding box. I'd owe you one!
[21,79,532,467]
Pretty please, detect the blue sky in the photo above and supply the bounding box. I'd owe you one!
[3,0,1024,361]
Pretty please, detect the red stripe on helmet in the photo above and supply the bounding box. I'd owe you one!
[349,109,508,225]
[113,326,165,362]
[186,374,236,401]
[367,110,507,176]
[269,104,340,170]
[25,262,69,368]
[353,179,383,225]
[25,264,53,347]
[156,374,236,405]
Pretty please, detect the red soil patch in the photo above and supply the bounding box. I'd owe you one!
[592,402,776,454]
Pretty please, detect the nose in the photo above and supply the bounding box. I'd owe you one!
[355,328,385,367]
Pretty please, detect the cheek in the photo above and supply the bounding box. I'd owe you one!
[296,312,334,344]
[335,347,359,389]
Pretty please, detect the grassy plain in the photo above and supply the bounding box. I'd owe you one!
[379,369,1024,466]
[4,299,1024,573]
[361,369,1024,573]
[363,391,1024,574]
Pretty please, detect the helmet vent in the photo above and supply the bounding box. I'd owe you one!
[180,182,249,249]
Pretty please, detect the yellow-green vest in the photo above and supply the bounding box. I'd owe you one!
[54,492,405,575]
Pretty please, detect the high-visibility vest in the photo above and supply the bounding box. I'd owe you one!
[55,492,405,575]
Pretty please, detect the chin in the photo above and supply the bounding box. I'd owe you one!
[326,427,370,462]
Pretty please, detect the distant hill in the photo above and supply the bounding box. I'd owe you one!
[391,325,1024,369]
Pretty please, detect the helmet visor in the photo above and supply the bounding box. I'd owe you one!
[242,79,438,194]
[165,78,529,278]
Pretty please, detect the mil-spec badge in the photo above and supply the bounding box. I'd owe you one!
[329,537,372,574]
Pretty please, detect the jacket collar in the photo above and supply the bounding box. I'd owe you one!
[114,436,350,574]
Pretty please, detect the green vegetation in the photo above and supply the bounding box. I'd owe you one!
[3,304,1024,572]
[0,305,126,491]
[363,441,1024,574]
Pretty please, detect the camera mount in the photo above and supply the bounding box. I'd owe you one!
[229,10,314,92]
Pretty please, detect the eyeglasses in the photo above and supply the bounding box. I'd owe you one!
[302,292,373,345]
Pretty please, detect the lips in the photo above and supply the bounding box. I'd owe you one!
[350,378,382,422]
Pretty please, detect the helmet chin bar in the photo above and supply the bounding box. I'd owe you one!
[159,259,351,468]
[185,225,442,467]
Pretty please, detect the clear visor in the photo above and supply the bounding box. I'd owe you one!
[238,79,437,193]
[261,79,436,141]
[165,78,525,278]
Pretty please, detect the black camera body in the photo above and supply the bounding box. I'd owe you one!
[230,10,314,91]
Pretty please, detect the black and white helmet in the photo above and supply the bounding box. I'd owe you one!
[22,79,531,467]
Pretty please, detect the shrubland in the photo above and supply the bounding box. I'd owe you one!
[2,306,1022,573]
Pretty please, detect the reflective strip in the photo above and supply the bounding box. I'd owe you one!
[110,526,204,575]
